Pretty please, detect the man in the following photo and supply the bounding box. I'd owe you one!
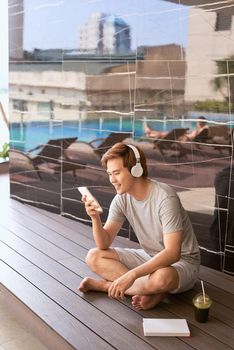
[144,121,169,138]
[181,116,208,141]
[79,143,200,310]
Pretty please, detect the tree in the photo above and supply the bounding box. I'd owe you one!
[212,56,234,108]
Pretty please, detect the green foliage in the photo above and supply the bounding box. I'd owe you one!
[193,58,234,114]
[192,100,230,113]
[0,142,9,159]
[212,57,234,103]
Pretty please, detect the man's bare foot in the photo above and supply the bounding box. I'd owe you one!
[131,293,167,310]
[78,277,111,293]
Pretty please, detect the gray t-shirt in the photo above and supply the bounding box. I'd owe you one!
[108,180,200,265]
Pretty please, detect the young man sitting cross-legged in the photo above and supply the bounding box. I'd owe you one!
[78,142,200,310]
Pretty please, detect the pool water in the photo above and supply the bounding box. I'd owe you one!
[9,117,228,151]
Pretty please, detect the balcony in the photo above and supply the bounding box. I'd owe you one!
[0,173,233,350]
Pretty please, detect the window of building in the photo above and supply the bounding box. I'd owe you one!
[37,101,54,118]
[215,13,232,31]
[12,99,28,111]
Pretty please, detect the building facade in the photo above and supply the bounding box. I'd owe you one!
[79,13,131,54]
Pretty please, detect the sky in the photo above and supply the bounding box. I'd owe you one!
[1,0,190,85]
[1,0,188,145]
[1,0,189,87]
[22,0,189,51]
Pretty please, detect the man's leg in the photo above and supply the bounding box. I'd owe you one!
[129,267,179,310]
[79,248,179,310]
[78,247,128,292]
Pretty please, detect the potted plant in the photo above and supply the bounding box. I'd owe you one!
[0,142,9,159]
[0,101,9,169]
[0,142,9,173]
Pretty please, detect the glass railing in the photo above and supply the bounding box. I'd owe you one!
[0,0,9,163]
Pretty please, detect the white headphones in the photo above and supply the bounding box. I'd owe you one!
[127,144,144,177]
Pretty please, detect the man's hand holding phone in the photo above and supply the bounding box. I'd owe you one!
[78,187,103,217]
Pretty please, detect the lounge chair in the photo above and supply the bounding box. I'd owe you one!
[191,127,209,143]
[10,149,41,180]
[11,137,80,179]
[152,128,189,157]
[205,126,232,155]
[89,132,132,157]
[28,137,78,167]
[207,125,229,140]
[180,126,229,144]
[206,125,231,149]
[178,126,232,158]
[64,132,132,165]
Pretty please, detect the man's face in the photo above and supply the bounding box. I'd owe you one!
[106,157,134,195]
[197,121,205,128]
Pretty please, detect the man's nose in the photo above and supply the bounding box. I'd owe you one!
[110,174,116,183]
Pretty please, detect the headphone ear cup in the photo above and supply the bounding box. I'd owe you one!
[131,163,143,177]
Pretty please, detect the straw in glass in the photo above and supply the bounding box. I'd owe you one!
[201,280,206,303]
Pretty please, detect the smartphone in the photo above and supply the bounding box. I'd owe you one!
[77,186,103,213]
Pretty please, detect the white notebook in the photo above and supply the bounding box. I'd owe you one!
[143,318,190,337]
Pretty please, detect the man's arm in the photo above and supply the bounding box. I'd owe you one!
[132,230,182,278]
[83,196,122,249]
[92,216,122,249]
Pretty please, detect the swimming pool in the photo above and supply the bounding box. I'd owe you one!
[10,117,233,151]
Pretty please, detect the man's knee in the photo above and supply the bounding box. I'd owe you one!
[85,248,102,270]
[148,268,179,292]
[147,274,165,292]
[85,247,119,272]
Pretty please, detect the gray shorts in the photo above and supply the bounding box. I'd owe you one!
[114,247,200,294]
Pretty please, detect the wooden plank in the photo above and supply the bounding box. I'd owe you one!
[3,200,233,307]
[0,262,114,350]
[80,288,233,350]
[0,214,71,262]
[2,203,122,252]
[5,202,234,309]
[0,209,89,260]
[0,241,172,350]
[4,200,233,300]
[199,265,234,292]
[62,255,234,350]
[1,241,188,350]
[9,199,139,249]
[2,226,232,350]
[58,255,234,329]
[58,256,99,279]
[0,230,194,350]
[160,295,234,348]
[0,241,33,269]
[175,290,234,328]
[4,202,234,308]
[19,265,160,350]
[11,200,234,285]
[0,225,85,288]
[192,280,234,310]
[1,242,233,350]
[0,283,75,350]
[3,198,234,350]
[0,205,133,270]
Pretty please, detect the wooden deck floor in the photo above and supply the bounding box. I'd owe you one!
[0,174,234,350]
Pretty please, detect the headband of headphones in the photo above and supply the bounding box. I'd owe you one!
[127,144,143,177]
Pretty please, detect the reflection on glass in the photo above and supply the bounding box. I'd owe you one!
[9,0,234,274]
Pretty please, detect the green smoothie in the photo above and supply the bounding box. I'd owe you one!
[193,293,212,323]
